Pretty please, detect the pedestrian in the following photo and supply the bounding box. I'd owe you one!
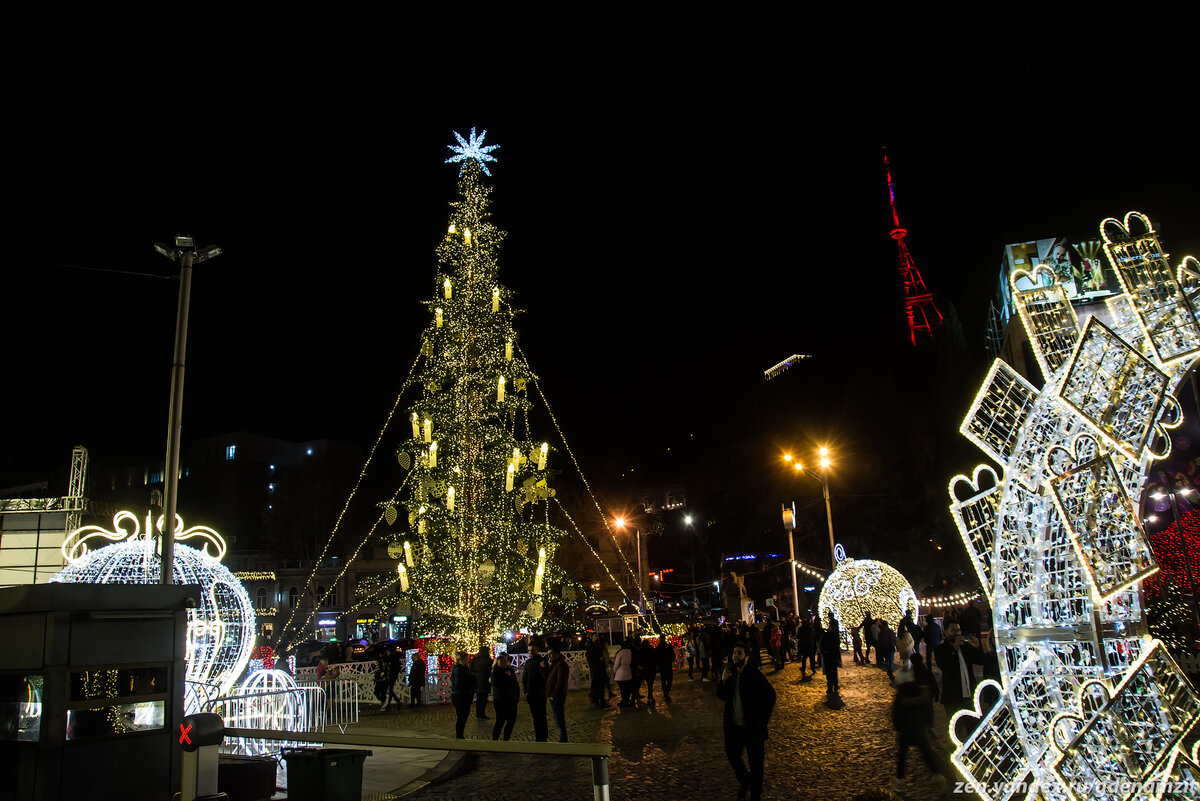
[470,646,493,720]
[698,626,711,681]
[877,619,897,680]
[521,641,550,741]
[933,621,987,719]
[768,622,783,670]
[685,628,698,680]
[450,651,474,739]
[408,652,426,706]
[820,616,843,696]
[373,658,390,708]
[851,623,864,665]
[545,646,570,742]
[709,625,725,681]
[385,644,404,710]
[586,631,609,708]
[490,653,519,740]
[613,638,637,707]
[638,637,658,704]
[654,635,675,701]
[923,615,944,661]
[891,667,950,797]
[812,616,825,669]
[795,616,815,677]
[717,640,776,801]
[896,626,914,673]
[860,612,876,663]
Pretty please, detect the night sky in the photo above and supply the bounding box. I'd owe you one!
[4,17,1199,553]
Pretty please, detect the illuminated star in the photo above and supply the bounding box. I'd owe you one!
[445,127,500,176]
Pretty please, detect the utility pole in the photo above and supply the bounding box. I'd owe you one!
[154,236,221,584]
[782,503,801,617]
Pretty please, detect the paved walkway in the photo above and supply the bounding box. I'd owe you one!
[340,657,955,801]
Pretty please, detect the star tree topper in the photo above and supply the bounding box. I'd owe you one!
[445,127,500,176]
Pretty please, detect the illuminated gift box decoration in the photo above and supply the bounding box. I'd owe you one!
[945,212,1200,801]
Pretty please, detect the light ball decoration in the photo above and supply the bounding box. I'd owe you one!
[52,511,256,704]
[816,555,917,650]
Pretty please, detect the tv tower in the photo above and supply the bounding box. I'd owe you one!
[884,147,942,345]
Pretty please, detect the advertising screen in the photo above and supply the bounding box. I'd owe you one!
[997,235,1121,329]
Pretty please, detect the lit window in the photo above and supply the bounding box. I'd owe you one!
[226,445,237,460]
[289,587,298,608]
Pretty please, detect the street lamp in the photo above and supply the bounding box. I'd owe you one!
[154,235,221,585]
[614,517,645,614]
[785,448,837,570]
[683,514,700,614]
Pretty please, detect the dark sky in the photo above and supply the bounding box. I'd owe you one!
[4,16,1199,499]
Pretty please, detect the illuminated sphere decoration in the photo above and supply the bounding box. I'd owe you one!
[51,511,256,703]
[817,554,917,650]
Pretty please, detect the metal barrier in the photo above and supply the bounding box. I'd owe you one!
[223,725,613,800]
[295,676,360,730]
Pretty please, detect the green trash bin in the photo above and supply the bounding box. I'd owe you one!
[281,748,373,801]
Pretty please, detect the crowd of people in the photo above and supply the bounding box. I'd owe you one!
[346,599,994,800]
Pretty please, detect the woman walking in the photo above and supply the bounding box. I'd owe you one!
[613,638,636,707]
[490,653,519,740]
[450,651,475,739]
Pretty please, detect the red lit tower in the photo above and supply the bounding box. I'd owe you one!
[884,147,942,344]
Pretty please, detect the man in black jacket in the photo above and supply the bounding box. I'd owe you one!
[521,642,549,742]
[933,621,987,718]
[470,647,493,719]
[716,641,777,801]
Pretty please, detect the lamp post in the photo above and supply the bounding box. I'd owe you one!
[614,518,645,614]
[785,448,838,571]
[781,502,801,617]
[154,236,221,585]
[684,514,700,614]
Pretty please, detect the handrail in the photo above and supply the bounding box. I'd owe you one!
[223,726,611,757]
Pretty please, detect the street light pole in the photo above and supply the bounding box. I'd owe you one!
[636,528,645,614]
[821,474,836,570]
[154,236,221,585]
[782,503,801,617]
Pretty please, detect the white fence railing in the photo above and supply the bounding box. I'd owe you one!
[292,646,687,706]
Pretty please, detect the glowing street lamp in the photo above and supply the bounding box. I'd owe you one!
[614,517,645,613]
[786,447,838,570]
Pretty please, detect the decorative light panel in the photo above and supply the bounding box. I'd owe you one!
[960,359,1040,471]
[945,213,1200,801]
[1101,212,1200,366]
[1011,266,1082,382]
[1046,442,1159,603]
[949,465,1001,591]
[1056,315,1169,459]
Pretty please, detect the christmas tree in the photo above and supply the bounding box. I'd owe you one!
[387,130,572,648]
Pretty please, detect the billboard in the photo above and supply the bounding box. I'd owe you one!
[997,235,1120,330]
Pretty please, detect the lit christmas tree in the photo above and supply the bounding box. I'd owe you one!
[387,130,573,648]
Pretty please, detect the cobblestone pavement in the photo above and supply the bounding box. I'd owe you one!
[351,658,958,801]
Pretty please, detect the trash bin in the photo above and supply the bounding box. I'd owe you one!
[218,754,277,801]
[281,748,372,801]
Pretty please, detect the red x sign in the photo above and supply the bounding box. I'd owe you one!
[179,722,193,746]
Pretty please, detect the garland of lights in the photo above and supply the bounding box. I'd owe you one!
[276,352,422,648]
[947,212,1200,800]
[521,343,664,632]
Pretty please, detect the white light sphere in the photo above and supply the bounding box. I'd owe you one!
[52,534,256,700]
[817,558,918,649]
